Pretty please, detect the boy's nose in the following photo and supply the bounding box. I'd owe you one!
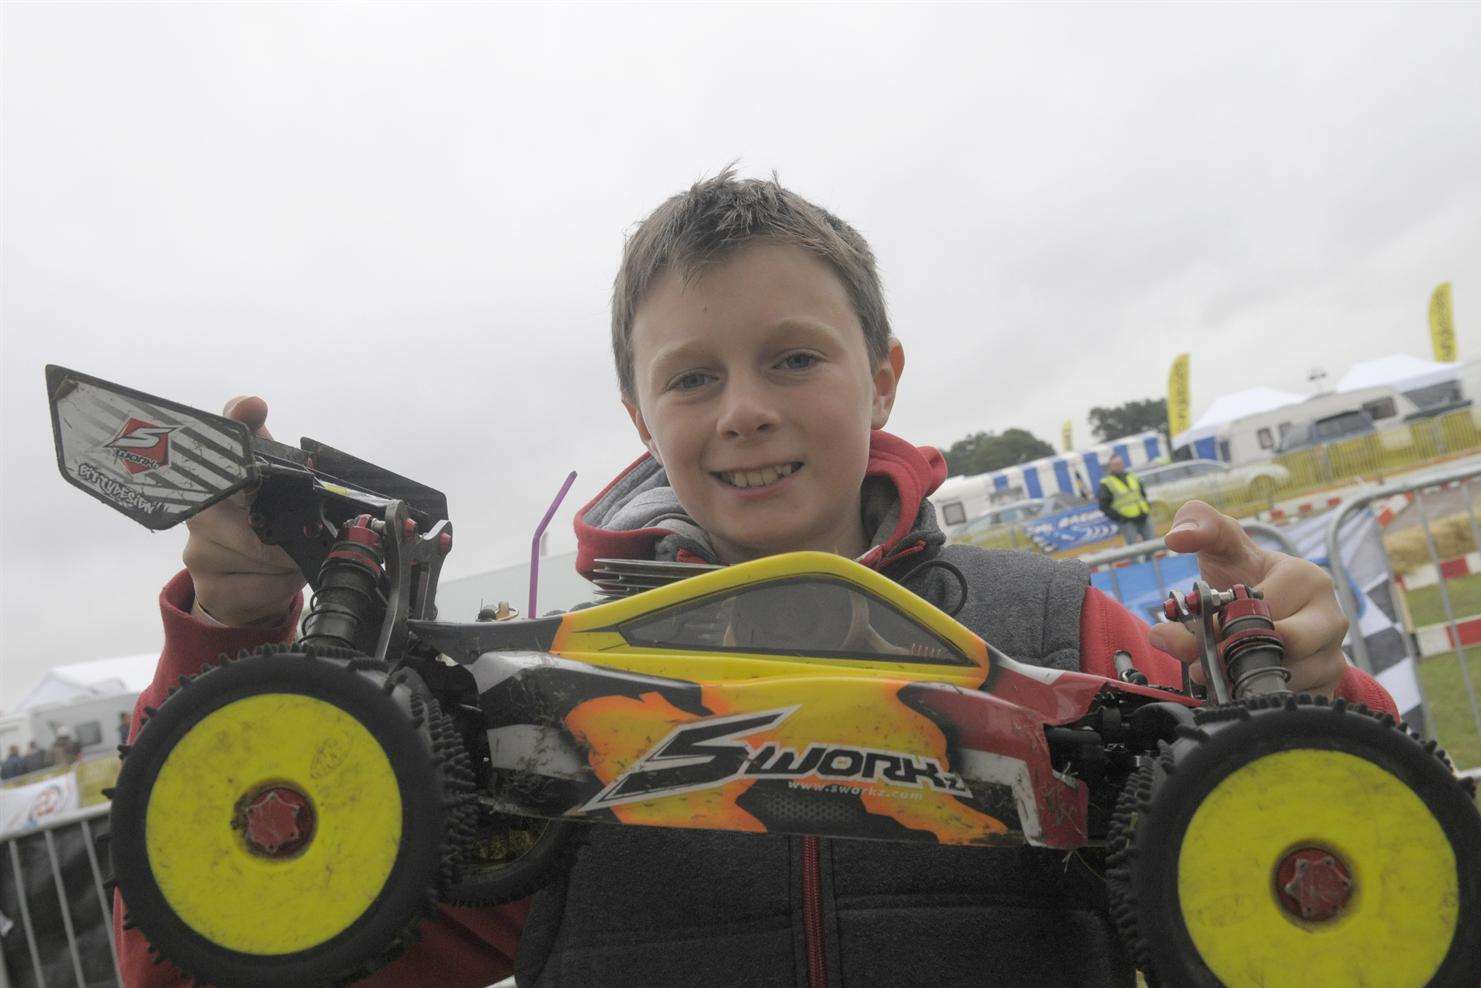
[715,377,782,439]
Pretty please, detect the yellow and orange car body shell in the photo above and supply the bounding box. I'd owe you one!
[475,552,1188,850]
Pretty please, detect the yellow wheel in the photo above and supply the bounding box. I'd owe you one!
[111,647,467,987]
[1107,695,1481,988]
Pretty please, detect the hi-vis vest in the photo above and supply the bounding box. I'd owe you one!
[1104,473,1150,518]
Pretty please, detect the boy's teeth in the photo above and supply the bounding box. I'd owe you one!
[721,463,797,488]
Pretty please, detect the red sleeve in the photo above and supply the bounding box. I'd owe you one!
[1078,587,1185,688]
[1332,664,1400,719]
[116,571,527,987]
[1077,587,1400,719]
[355,902,528,988]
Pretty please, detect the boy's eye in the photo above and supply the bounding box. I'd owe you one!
[778,352,819,371]
[670,371,715,392]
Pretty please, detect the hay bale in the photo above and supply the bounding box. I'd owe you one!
[1384,513,1479,572]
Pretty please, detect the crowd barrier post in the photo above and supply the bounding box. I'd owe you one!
[0,803,120,988]
[41,829,85,988]
[77,816,119,982]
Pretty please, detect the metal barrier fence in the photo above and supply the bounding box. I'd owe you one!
[1326,462,1481,769]
[0,803,119,988]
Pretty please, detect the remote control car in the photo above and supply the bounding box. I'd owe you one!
[46,365,1481,988]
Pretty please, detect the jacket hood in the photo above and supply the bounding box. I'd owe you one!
[573,430,948,579]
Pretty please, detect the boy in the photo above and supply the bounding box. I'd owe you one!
[118,171,1394,987]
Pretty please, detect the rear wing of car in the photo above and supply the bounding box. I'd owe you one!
[45,364,448,532]
[47,364,262,530]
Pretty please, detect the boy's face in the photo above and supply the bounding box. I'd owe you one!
[624,243,904,564]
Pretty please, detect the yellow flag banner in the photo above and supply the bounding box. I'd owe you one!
[1168,353,1191,438]
[1430,282,1456,363]
[1061,420,1073,452]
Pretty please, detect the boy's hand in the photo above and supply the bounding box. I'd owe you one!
[1146,500,1350,696]
[181,396,305,627]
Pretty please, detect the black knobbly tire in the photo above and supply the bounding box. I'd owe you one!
[1107,694,1481,988]
[441,811,579,907]
[1105,758,1156,974]
[111,644,458,987]
[425,700,479,889]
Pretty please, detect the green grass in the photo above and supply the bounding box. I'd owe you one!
[1415,647,1481,772]
[1404,571,1481,627]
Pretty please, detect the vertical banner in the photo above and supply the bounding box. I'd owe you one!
[1430,282,1456,362]
[1167,353,1191,439]
[1061,420,1073,452]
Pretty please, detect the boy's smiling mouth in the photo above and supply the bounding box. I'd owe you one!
[713,461,804,489]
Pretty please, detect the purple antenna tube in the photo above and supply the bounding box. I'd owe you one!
[530,470,578,618]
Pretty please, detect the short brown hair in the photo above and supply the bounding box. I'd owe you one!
[611,167,891,400]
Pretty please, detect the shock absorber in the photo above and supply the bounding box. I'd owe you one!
[297,514,386,655]
[1218,585,1291,700]
[1163,583,1290,701]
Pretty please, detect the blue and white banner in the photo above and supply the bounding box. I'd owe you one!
[1025,505,1120,553]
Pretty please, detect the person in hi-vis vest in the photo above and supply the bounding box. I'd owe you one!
[1098,454,1154,545]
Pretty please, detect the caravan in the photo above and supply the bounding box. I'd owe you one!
[1221,385,1433,463]
[933,431,1166,535]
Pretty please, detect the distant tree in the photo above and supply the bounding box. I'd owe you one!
[943,428,1056,476]
[1088,398,1169,444]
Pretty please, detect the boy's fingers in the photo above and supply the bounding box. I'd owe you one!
[1162,500,1270,584]
[1146,623,1209,683]
[182,528,298,576]
[1284,647,1349,694]
[192,571,303,625]
[1147,620,1198,663]
[222,395,273,440]
[184,500,295,570]
[1140,621,1209,687]
[1270,594,1349,662]
[192,568,304,601]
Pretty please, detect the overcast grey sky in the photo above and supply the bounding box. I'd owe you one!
[4,3,1480,708]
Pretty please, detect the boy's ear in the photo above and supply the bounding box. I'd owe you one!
[622,396,662,463]
[870,338,906,429]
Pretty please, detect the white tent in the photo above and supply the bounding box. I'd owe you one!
[9,653,158,713]
[1336,353,1460,393]
[1173,386,1307,448]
